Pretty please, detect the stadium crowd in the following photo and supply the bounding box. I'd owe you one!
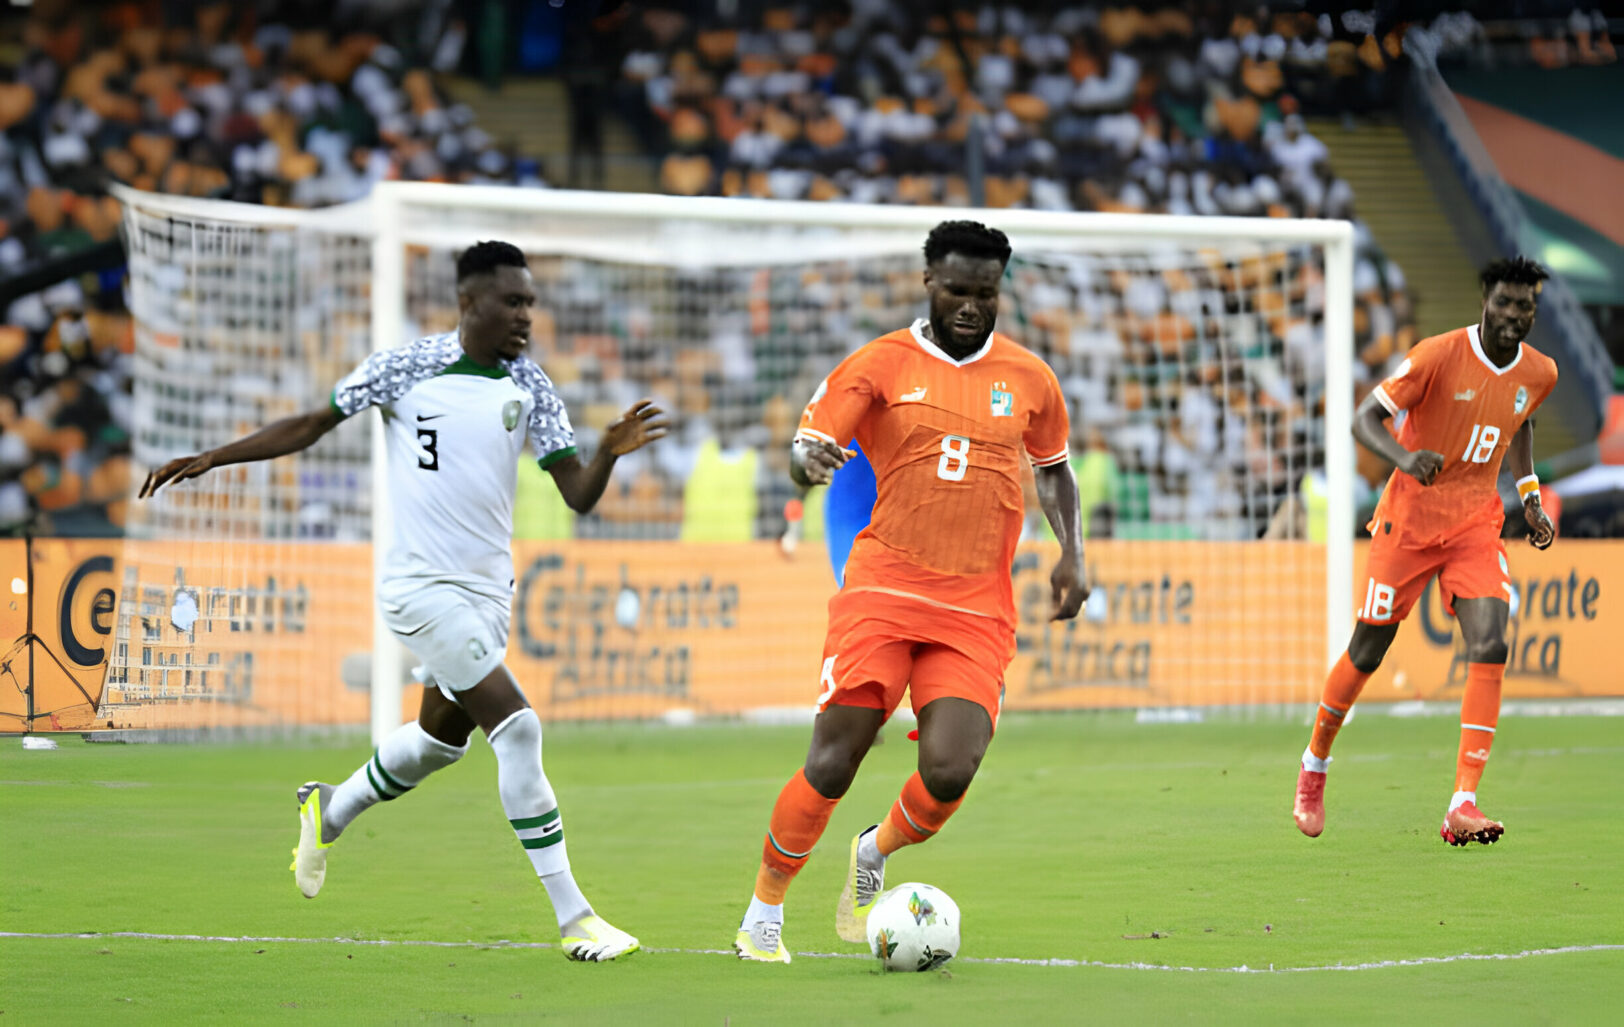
[1,0,543,535]
[587,2,1433,541]
[3,2,1615,540]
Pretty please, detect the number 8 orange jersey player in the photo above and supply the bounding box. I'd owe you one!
[1294,257,1558,847]
[732,221,1089,963]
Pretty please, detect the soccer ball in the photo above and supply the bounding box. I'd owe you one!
[865,882,960,972]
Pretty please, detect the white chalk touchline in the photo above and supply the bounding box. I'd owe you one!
[2,932,1619,973]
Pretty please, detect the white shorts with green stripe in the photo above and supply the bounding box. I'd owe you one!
[378,580,509,692]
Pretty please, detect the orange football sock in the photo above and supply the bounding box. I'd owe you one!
[1455,662,1504,794]
[754,769,839,904]
[1308,653,1373,760]
[875,772,964,857]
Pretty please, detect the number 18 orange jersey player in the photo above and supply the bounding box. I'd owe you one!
[1294,257,1558,847]
[732,221,1090,962]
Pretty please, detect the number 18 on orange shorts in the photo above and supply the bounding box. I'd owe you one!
[1359,520,1511,624]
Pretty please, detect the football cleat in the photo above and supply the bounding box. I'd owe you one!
[290,782,335,898]
[835,826,885,943]
[733,919,791,963]
[1441,801,1504,846]
[1293,767,1326,838]
[560,915,640,962]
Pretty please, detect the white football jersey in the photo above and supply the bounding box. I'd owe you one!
[331,332,575,597]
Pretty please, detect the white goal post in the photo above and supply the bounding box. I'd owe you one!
[115,182,1353,741]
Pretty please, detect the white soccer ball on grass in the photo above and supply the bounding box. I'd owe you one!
[866,882,960,972]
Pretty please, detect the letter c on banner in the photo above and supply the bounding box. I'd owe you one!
[60,555,116,666]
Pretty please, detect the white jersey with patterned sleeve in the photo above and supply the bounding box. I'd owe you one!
[331,331,576,597]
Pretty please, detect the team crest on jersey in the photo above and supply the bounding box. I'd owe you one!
[502,399,522,431]
[1513,386,1528,414]
[990,381,1013,417]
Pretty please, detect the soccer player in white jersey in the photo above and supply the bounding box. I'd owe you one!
[139,241,667,961]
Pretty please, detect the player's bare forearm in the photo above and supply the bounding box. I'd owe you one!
[1353,393,1441,485]
[1036,461,1088,620]
[547,447,616,514]
[1509,420,1554,549]
[1036,461,1083,564]
[1351,394,1409,467]
[139,406,342,497]
[1507,419,1535,481]
[548,399,668,513]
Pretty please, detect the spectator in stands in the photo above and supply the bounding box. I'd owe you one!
[1267,113,1329,194]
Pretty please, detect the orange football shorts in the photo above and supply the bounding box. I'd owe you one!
[815,588,1013,731]
[1359,517,1510,625]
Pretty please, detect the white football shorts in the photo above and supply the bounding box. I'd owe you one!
[377,580,509,692]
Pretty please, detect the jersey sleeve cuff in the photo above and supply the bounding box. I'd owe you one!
[537,445,578,470]
[795,427,838,446]
[329,389,348,419]
[1371,385,1399,416]
[1029,446,1070,467]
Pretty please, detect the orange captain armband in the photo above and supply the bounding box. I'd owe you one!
[1516,475,1540,502]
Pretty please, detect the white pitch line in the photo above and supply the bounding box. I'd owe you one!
[2,932,1619,973]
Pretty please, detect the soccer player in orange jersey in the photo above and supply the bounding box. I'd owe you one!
[732,221,1089,962]
[1293,257,1558,847]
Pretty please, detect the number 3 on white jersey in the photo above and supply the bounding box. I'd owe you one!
[937,435,970,481]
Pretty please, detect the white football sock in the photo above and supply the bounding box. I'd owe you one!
[489,707,592,929]
[1449,790,1475,813]
[856,825,884,869]
[1301,747,1330,774]
[324,722,467,841]
[744,894,783,925]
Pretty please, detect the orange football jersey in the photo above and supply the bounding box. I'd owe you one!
[1370,324,1558,545]
[796,319,1070,627]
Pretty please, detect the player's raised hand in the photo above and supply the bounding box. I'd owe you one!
[603,399,670,455]
[794,438,854,485]
[1524,497,1555,550]
[138,451,216,498]
[1400,449,1444,486]
[1049,557,1090,621]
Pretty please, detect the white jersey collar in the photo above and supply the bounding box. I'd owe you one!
[909,318,994,366]
[1467,323,1522,376]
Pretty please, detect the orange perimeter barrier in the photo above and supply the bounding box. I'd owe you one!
[3,538,1618,732]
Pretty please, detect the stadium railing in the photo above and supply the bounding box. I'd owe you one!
[1402,27,1611,453]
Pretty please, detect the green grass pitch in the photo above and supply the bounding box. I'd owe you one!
[3,712,1622,1024]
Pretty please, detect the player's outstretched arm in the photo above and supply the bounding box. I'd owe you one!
[1352,392,1443,486]
[138,405,345,498]
[1036,461,1089,620]
[547,399,669,514]
[1508,419,1554,549]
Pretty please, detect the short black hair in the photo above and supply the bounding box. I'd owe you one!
[1480,255,1549,294]
[924,220,1012,268]
[456,240,528,283]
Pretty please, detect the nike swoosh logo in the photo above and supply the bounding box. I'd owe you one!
[416,413,445,422]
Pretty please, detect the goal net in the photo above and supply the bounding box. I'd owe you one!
[108,183,1352,739]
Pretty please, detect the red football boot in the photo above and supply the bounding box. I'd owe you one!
[1294,767,1326,837]
[1441,801,1504,846]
